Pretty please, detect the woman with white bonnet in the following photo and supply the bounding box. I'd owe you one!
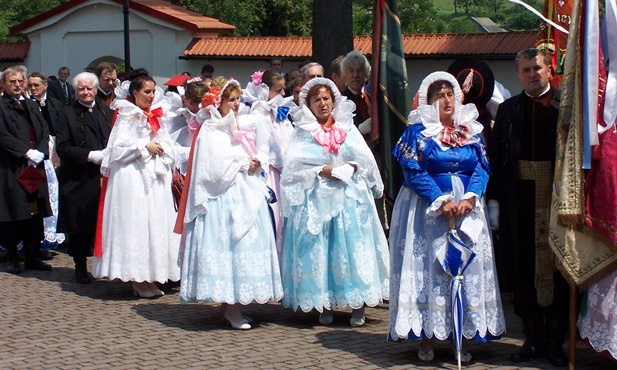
[177,79,282,330]
[388,71,505,363]
[280,77,389,327]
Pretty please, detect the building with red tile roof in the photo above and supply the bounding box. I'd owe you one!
[4,0,535,93]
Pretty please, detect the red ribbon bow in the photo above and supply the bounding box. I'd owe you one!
[438,124,471,148]
[145,107,163,133]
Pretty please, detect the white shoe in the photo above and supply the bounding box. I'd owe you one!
[223,305,251,330]
[451,345,472,363]
[147,282,164,297]
[319,310,334,325]
[132,282,156,299]
[418,338,435,362]
[350,307,365,327]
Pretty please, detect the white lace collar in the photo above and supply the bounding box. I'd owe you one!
[408,100,484,143]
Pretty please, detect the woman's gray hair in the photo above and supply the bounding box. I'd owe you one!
[341,50,371,77]
[72,71,99,89]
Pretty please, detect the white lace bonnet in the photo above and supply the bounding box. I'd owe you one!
[215,79,242,108]
[299,77,342,107]
[417,71,463,106]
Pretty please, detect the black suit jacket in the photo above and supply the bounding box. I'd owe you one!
[0,94,52,222]
[56,99,113,233]
[48,79,75,106]
[32,95,64,135]
[487,88,561,260]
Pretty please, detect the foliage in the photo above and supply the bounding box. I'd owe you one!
[173,0,312,36]
[398,0,448,34]
[494,0,543,31]
[0,0,65,42]
[173,0,267,36]
[0,0,544,43]
[352,0,373,35]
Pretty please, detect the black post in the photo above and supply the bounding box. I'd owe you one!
[123,0,131,71]
[312,0,353,77]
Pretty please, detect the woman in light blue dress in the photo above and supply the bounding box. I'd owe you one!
[178,79,283,330]
[280,78,389,327]
[388,72,505,363]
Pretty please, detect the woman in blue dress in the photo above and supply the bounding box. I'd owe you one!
[280,78,389,327]
[388,72,505,362]
[178,79,283,330]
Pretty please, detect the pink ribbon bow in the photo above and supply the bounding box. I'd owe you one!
[187,116,199,142]
[232,129,259,158]
[313,124,347,154]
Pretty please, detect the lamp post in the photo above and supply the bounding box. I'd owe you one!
[123,0,131,71]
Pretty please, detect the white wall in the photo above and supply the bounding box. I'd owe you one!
[20,1,197,85]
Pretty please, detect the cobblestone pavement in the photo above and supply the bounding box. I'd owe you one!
[1,249,615,369]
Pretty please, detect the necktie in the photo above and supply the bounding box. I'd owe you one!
[62,82,69,105]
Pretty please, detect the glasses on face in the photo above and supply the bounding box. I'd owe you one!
[8,79,24,85]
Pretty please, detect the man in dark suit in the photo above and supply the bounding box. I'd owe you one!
[488,48,568,367]
[47,66,75,106]
[56,71,112,284]
[0,66,53,274]
[95,62,117,107]
[341,50,371,135]
[28,71,64,167]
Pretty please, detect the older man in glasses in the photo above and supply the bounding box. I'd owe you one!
[0,66,53,274]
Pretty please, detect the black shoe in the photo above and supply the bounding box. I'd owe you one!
[510,340,541,362]
[24,260,52,271]
[75,264,91,284]
[6,259,22,274]
[546,343,567,367]
[40,250,54,260]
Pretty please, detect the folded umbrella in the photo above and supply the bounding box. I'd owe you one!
[435,217,477,370]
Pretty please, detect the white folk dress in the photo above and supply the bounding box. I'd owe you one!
[280,99,390,313]
[388,101,505,342]
[92,84,180,283]
[179,106,283,304]
[166,91,197,175]
[578,269,617,361]
[247,87,296,258]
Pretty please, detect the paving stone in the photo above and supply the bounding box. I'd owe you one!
[1,249,615,369]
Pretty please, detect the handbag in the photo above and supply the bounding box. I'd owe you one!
[171,168,185,211]
[16,165,46,193]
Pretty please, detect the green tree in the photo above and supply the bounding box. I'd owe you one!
[1,0,543,42]
[261,0,312,36]
[492,0,541,31]
[0,0,64,41]
[173,0,266,36]
[398,0,447,34]
[352,0,373,35]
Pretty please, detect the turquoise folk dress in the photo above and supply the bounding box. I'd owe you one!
[388,102,505,342]
[280,100,390,313]
[179,106,283,305]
